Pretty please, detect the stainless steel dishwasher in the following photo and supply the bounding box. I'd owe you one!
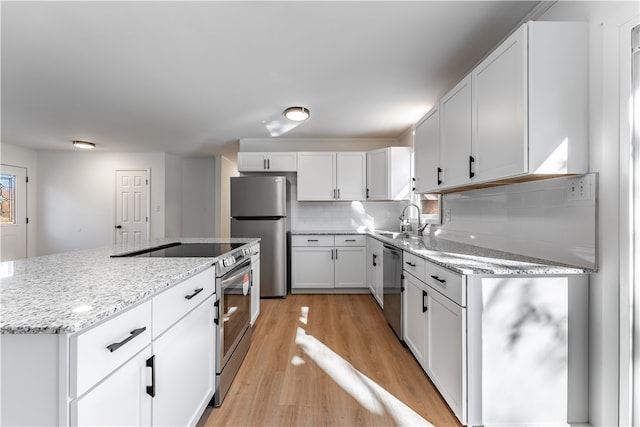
[383,244,403,340]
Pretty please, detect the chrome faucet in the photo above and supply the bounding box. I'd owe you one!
[399,203,428,236]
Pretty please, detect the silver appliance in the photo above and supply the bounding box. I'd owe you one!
[383,244,403,340]
[213,252,252,407]
[231,176,287,298]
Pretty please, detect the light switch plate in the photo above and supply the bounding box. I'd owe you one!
[567,177,590,201]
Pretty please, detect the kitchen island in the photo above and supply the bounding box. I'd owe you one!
[0,237,258,426]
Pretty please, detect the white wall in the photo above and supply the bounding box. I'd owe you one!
[0,143,38,257]
[164,153,182,238]
[36,151,167,255]
[181,156,216,238]
[219,156,238,237]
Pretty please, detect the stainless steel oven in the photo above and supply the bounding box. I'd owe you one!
[213,256,252,407]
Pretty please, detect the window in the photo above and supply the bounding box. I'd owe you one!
[0,174,16,224]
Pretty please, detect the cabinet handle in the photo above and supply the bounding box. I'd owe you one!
[263,159,267,170]
[422,290,428,313]
[115,225,122,229]
[430,275,446,284]
[146,355,156,397]
[331,249,334,260]
[335,249,338,259]
[372,254,377,267]
[307,239,319,242]
[437,167,442,186]
[469,156,475,179]
[412,177,415,191]
[337,188,340,199]
[106,327,147,352]
[405,261,416,267]
[184,287,204,300]
[345,239,356,242]
[267,158,270,169]
[214,299,220,325]
[366,188,370,199]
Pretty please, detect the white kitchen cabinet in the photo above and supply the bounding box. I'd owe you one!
[415,21,587,193]
[439,75,472,189]
[413,107,441,193]
[471,22,587,182]
[425,286,465,422]
[366,147,411,200]
[237,152,297,172]
[291,235,366,291]
[402,271,427,367]
[152,295,214,427]
[71,347,152,426]
[297,152,366,201]
[250,243,261,325]
[366,237,383,307]
[334,243,366,289]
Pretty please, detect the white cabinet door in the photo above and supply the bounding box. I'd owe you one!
[472,24,527,182]
[414,107,441,193]
[366,149,388,200]
[251,257,261,325]
[152,297,214,427]
[403,272,427,368]
[366,239,377,296]
[440,76,472,188]
[425,287,465,422]
[297,152,336,201]
[237,152,267,171]
[72,347,152,427]
[336,152,366,201]
[291,246,335,289]
[267,152,297,171]
[334,246,366,288]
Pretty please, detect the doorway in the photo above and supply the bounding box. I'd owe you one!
[0,164,27,261]
[115,170,149,246]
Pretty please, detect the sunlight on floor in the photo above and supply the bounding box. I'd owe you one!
[293,325,434,427]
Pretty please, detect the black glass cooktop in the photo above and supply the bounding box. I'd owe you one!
[111,242,244,258]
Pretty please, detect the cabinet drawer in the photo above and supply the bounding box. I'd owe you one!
[153,267,215,339]
[70,300,152,398]
[291,235,335,247]
[403,251,426,279]
[335,235,365,246]
[424,261,465,306]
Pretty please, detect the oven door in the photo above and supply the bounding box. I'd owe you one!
[216,259,252,372]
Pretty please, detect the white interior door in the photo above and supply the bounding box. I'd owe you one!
[115,170,149,246]
[0,165,27,261]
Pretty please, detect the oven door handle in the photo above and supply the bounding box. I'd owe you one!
[220,263,252,289]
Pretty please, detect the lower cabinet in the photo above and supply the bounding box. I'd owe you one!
[72,347,153,426]
[366,237,383,307]
[291,234,366,292]
[403,253,466,423]
[152,295,214,426]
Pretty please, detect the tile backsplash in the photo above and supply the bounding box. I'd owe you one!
[436,174,597,269]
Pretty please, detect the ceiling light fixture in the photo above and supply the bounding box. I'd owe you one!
[283,106,310,122]
[72,140,96,149]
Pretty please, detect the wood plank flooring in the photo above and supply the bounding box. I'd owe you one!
[197,294,461,427]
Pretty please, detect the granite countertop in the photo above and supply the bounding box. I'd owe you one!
[292,230,591,275]
[0,237,258,335]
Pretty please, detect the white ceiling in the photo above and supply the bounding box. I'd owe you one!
[1,1,542,158]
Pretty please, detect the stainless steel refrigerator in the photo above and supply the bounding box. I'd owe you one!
[230,176,287,297]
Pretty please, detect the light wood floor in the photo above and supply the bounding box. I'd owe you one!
[197,294,461,427]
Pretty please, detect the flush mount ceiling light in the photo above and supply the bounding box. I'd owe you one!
[72,140,96,149]
[283,106,310,122]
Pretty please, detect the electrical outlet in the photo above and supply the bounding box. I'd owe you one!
[567,177,590,201]
[445,209,452,222]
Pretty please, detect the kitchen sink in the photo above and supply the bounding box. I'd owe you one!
[374,230,424,242]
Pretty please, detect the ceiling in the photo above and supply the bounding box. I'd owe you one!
[1,1,543,158]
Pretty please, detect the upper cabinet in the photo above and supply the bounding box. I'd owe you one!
[414,21,588,193]
[237,152,297,172]
[414,107,441,193]
[297,152,366,201]
[366,147,411,200]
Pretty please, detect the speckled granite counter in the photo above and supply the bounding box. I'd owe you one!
[291,230,591,275]
[0,237,258,334]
